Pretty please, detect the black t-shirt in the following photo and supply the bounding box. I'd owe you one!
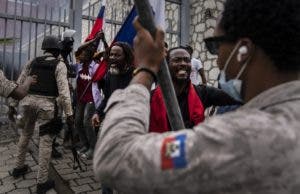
[96,69,133,117]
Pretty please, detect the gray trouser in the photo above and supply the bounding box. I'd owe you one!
[75,102,96,150]
[15,105,55,183]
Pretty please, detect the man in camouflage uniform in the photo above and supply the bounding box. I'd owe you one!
[0,69,36,100]
[93,0,300,193]
[11,35,73,194]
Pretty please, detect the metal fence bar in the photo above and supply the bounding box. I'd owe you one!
[110,7,113,40]
[63,8,67,32]
[0,13,69,28]
[92,3,95,25]
[180,0,189,45]
[166,0,181,4]
[81,15,123,25]
[27,1,33,60]
[44,4,47,36]
[88,2,91,34]
[11,0,17,79]
[50,7,53,35]
[34,4,39,58]
[2,0,9,72]
[114,5,117,36]
[18,0,24,73]
[58,7,61,36]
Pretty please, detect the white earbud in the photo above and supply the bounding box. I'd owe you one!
[237,46,248,62]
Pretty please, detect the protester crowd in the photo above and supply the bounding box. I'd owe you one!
[0,0,299,193]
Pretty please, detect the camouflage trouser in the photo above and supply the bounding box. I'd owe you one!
[15,105,55,183]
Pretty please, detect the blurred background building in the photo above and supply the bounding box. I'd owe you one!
[0,0,224,85]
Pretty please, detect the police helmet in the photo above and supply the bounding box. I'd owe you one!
[41,35,62,51]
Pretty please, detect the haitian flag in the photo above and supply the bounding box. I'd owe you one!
[112,7,137,45]
[161,134,187,170]
[112,0,165,45]
[92,0,165,81]
[85,0,106,42]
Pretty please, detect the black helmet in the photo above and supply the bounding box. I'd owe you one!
[41,35,62,50]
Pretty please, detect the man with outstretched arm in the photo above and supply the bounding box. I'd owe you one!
[0,70,37,100]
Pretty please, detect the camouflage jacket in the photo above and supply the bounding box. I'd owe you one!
[0,70,17,98]
[93,81,300,194]
[13,53,73,116]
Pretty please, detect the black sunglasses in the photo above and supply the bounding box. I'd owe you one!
[204,36,233,55]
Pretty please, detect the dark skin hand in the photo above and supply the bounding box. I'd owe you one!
[9,75,37,100]
[8,75,38,122]
[131,18,165,90]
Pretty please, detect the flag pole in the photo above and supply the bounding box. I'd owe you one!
[133,0,185,131]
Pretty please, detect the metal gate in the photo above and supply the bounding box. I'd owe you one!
[0,0,70,80]
[0,0,182,81]
[0,0,183,114]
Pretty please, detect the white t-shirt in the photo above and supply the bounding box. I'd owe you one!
[190,58,203,85]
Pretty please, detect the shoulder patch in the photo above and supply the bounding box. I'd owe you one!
[161,134,187,170]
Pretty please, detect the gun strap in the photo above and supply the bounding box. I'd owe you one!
[54,101,59,118]
[69,129,87,171]
[72,147,82,170]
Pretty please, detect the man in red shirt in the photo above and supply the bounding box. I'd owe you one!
[150,46,239,132]
[74,45,103,159]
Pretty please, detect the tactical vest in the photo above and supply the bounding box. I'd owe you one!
[29,55,59,97]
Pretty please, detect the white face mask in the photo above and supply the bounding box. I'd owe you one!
[218,41,249,103]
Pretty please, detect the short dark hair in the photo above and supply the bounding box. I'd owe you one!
[185,45,193,56]
[108,42,134,66]
[220,0,300,71]
[74,46,95,60]
[166,46,191,63]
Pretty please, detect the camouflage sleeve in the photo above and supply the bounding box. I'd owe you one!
[93,84,281,193]
[16,60,32,85]
[0,70,17,98]
[55,61,73,116]
[8,60,32,106]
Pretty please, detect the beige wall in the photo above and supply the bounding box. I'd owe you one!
[190,0,225,86]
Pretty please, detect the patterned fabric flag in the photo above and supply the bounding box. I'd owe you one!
[92,0,165,81]
[161,134,187,170]
[85,0,106,42]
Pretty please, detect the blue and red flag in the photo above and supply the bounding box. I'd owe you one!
[85,0,106,42]
[112,7,137,46]
[161,134,187,170]
[92,6,138,81]
[92,0,165,81]
[112,0,165,46]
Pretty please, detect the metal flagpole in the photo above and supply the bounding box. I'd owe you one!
[133,0,185,131]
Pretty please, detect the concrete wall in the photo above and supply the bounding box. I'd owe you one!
[190,0,225,86]
[165,1,180,47]
[100,0,225,86]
